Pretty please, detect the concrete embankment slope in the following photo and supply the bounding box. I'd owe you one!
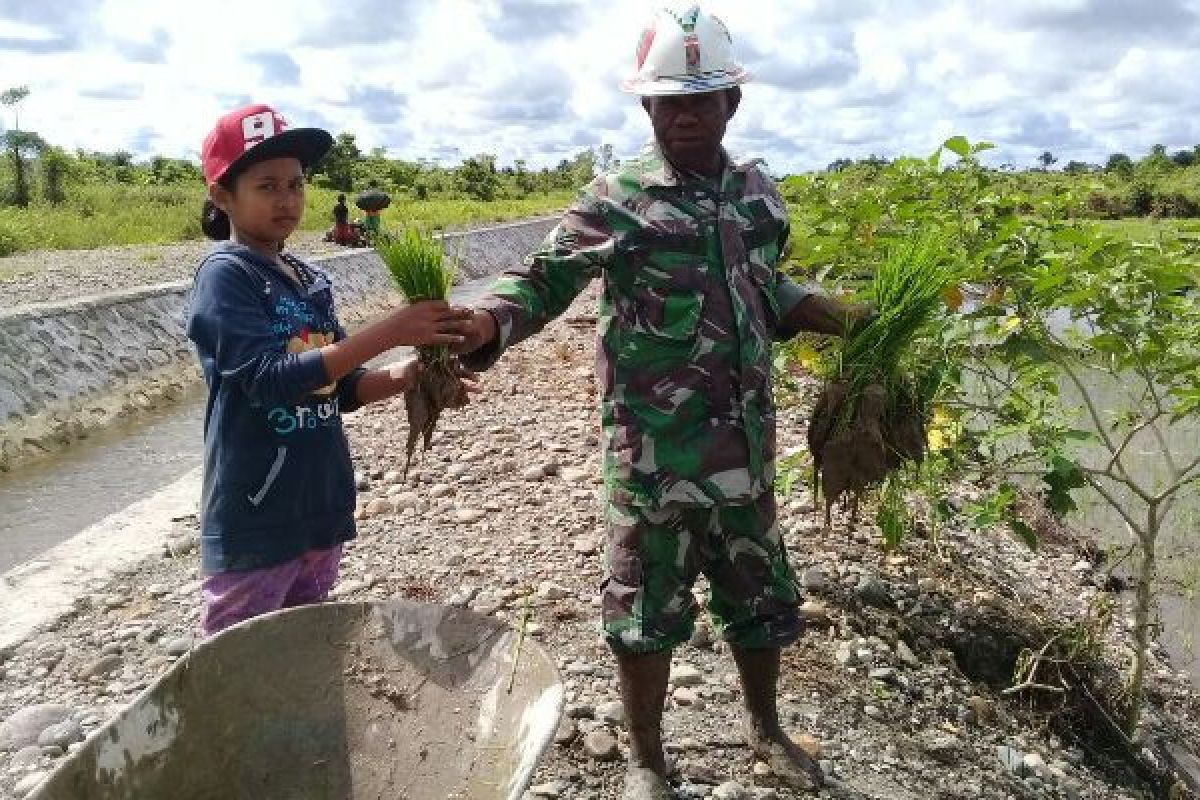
[0,216,555,473]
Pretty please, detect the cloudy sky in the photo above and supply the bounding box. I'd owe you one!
[2,0,1199,174]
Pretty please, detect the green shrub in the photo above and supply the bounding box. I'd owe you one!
[1151,191,1200,218]
[1130,182,1155,216]
[1085,190,1129,219]
[0,221,19,256]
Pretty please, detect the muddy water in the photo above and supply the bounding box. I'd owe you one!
[1060,373,1200,679]
[0,279,500,574]
[0,386,205,573]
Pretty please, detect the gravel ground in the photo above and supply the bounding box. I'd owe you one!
[0,231,340,309]
[1,285,1197,799]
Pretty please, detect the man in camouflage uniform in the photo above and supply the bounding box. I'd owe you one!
[459,6,867,797]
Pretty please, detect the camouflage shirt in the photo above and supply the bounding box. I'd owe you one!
[468,143,814,508]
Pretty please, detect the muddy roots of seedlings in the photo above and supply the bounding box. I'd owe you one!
[403,352,468,476]
[808,380,930,528]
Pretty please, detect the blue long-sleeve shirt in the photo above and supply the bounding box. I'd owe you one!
[187,242,365,573]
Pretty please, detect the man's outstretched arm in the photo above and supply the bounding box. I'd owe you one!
[457,181,615,368]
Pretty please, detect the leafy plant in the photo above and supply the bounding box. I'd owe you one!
[778,135,1200,737]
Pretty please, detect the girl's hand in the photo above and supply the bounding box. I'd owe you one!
[385,301,474,348]
[455,362,483,398]
[352,358,422,406]
[386,358,422,393]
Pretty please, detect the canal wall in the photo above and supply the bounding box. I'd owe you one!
[0,217,555,472]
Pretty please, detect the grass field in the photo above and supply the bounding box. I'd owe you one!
[1093,217,1200,242]
[3,178,1198,260]
[0,185,573,256]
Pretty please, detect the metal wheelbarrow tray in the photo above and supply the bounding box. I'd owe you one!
[30,600,564,800]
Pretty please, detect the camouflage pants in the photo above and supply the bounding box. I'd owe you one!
[602,492,801,654]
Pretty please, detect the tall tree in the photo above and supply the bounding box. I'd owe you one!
[312,132,361,192]
[1105,153,1134,176]
[1037,151,1057,170]
[0,85,30,130]
[3,130,46,207]
[1170,149,1196,168]
[457,153,499,201]
[40,145,72,204]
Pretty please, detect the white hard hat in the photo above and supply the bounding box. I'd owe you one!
[620,5,752,96]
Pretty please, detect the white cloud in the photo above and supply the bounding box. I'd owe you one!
[1,0,1199,172]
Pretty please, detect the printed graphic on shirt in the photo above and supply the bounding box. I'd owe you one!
[286,327,337,396]
[267,395,342,436]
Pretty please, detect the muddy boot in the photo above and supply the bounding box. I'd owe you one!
[614,650,673,791]
[733,646,824,791]
[622,766,674,799]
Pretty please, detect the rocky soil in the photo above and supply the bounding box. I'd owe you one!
[0,231,336,309]
[1,284,1198,799]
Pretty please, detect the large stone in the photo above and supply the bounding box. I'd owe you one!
[80,653,124,680]
[800,568,828,592]
[792,733,823,759]
[537,582,571,601]
[454,508,486,524]
[554,717,578,746]
[855,575,892,608]
[165,637,194,657]
[713,782,751,800]
[365,497,393,517]
[1024,752,1048,774]
[798,600,829,625]
[670,663,705,688]
[521,465,549,482]
[920,733,961,764]
[37,720,83,749]
[0,704,73,751]
[560,467,591,484]
[868,667,898,684]
[583,730,619,761]
[527,779,570,797]
[596,701,625,726]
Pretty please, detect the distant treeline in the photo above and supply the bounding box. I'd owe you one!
[0,130,613,208]
[821,144,1200,220]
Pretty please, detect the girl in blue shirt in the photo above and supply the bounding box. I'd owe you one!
[188,104,472,634]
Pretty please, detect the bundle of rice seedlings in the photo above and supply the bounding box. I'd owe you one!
[808,232,953,527]
[375,227,469,475]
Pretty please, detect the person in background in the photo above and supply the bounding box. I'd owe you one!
[188,103,474,635]
[331,192,356,246]
[360,181,386,238]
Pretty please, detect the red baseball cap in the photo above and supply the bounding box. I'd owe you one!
[201,103,333,186]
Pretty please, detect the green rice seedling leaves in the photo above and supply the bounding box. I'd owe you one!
[376,227,456,303]
[375,227,469,475]
[808,230,956,527]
